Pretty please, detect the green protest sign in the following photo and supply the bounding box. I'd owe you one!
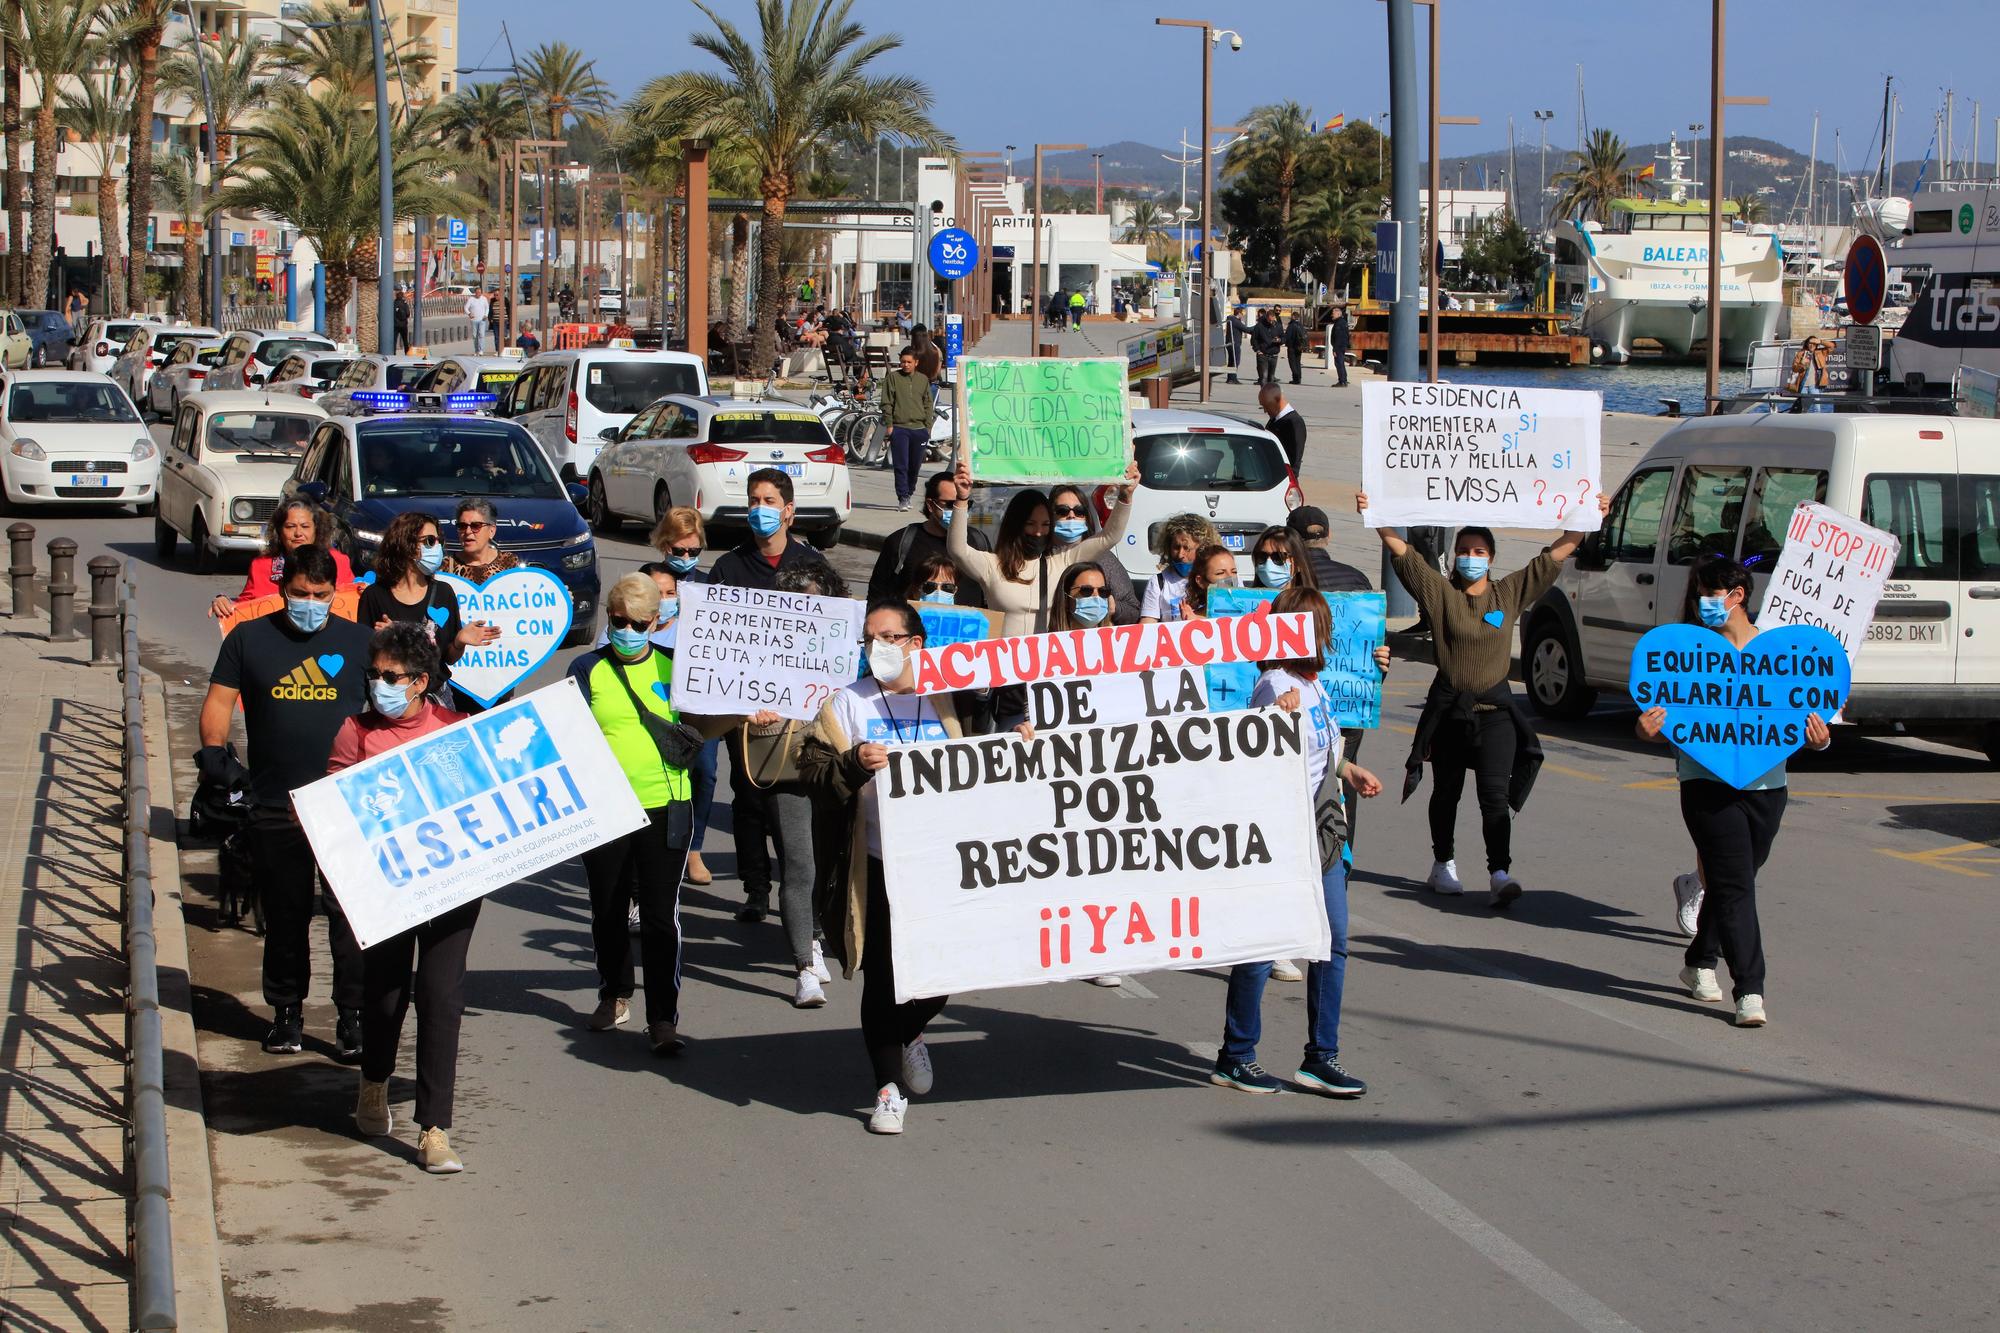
[957,357,1132,484]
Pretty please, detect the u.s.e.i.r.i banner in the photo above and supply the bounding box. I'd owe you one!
[294,679,648,948]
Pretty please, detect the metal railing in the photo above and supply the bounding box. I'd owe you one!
[121,570,178,1331]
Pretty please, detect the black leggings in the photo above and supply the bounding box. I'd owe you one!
[361,899,480,1129]
[861,858,947,1088]
[1680,781,1786,999]
[1427,710,1518,873]
[581,805,688,1026]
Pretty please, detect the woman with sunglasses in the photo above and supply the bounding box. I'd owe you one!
[1249,526,1321,593]
[903,552,968,607]
[649,506,720,887]
[208,499,354,619]
[357,513,502,700]
[1046,484,1141,626]
[442,499,519,585]
[333,623,477,1174]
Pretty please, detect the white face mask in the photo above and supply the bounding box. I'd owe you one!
[867,640,907,685]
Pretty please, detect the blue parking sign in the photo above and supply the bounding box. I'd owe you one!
[446,216,469,246]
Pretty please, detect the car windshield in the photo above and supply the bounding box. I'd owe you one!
[310,358,350,380]
[8,381,141,424]
[103,323,139,344]
[385,362,433,390]
[582,360,700,414]
[1133,430,1288,492]
[476,369,523,394]
[208,412,314,455]
[196,347,227,367]
[708,411,832,446]
[256,339,335,366]
[356,420,563,499]
[152,332,208,357]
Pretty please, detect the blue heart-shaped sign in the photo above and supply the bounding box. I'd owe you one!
[316,653,345,677]
[1629,624,1850,788]
[435,568,576,709]
[426,605,450,628]
[1483,610,1506,628]
[651,680,670,703]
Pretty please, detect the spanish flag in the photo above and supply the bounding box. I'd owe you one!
[1636,163,1657,179]
[1323,113,1345,133]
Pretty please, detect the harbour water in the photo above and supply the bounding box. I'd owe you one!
[1429,362,1750,416]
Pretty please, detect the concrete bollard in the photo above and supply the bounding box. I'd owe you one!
[87,555,120,664]
[46,537,78,642]
[7,522,33,618]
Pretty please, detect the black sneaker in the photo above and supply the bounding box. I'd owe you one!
[333,1008,363,1063]
[262,1005,303,1055]
[1209,1060,1282,1094]
[735,891,770,924]
[1296,1059,1368,1098]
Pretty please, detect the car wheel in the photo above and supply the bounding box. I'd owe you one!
[1523,613,1596,719]
[587,473,621,534]
[653,483,673,528]
[154,511,176,560]
[815,521,844,549]
[191,513,218,575]
[31,343,44,368]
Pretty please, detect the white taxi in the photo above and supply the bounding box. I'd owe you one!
[153,391,326,572]
[145,338,227,419]
[0,370,157,510]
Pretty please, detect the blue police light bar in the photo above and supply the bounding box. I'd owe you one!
[443,391,498,411]
[352,391,410,411]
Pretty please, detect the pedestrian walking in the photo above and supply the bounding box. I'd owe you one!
[517,322,540,354]
[1288,505,1386,857]
[1250,308,1283,386]
[883,347,932,510]
[209,500,356,619]
[1046,484,1141,625]
[1636,556,1830,1028]
[1360,487,1609,905]
[910,324,943,383]
[1224,306,1248,384]
[64,287,87,330]
[393,289,412,354]
[1328,303,1352,387]
[196,545,372,1058]
[1069,289,1086,331]
[1210,585,1383,1096]
[357,512,500,701]
[333,623,478,1173]
[1139,513,1221,623]
[1260,383,1308,475]
[441,498,520,587]
[650,506,719,888]
[1284,311,1306,384]
[866,469,991,609]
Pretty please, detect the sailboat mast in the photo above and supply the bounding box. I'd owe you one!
[1806,114,1818,229]
[1878,76,1893,196]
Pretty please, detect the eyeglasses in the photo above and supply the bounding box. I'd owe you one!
[364,667,423,685]
[919,581,957,595]
[606,614,652,631]
[1051,504,1088,519]
[870,631,918,646]
[459,520,493,532]
[1255,550,1292,564]
[664,545,702,559]
[418,534,441,548]
[1069,585,1108,597]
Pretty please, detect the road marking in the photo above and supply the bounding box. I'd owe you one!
[1350,1150,1646,1333]
[1117,975,1159,1000]
[1539,761,1606,783]
[1878,842,2000,878]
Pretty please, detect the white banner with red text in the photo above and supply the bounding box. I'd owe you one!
[909,613,1316,695]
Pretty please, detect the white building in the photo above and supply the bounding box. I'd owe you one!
[1417,188,1512,260]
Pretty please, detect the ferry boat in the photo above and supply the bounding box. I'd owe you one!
[1548,135,1785,365]
[1866,184,2000,396]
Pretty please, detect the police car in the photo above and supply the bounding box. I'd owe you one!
[281,390,600,641]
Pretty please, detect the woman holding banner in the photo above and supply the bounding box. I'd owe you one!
[332,623,477,1174]
[1359,489,1608,906]
[207,500,355,619]
[359,513,502,702]
[1635,556,1830,1028]
[1212,585,1383,1097]
[1046,484,1141,625]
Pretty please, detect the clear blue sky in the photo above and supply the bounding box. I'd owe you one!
[466,0,1995,170]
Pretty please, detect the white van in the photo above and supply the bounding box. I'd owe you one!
[498,346,707,480]
[1522,411,2000,761]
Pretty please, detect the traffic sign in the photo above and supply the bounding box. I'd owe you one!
[927,227,978,280]
[1844,323,1882,372]
[1374,221,1397,284]
[446,217,469,246]
[1844,234,1887,325]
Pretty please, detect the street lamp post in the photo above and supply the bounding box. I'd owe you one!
[1155,18,1241,403]
[1092,152,1104,214]
[1533,109,1555,234]
[1703,0,1768,409]
[178,0,226,325]
[1405,0,1480,382]
[361,0,395,354]
[1032,142,1085,355]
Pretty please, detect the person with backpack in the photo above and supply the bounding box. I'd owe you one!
[866,470,990,608]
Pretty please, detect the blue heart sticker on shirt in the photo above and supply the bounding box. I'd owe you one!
[355,570,376,586]
[426,605,449,627]
[1483,610,1505,628]
[1628,624,1850,788]
[316,654,345,677]
[652,681,670,702]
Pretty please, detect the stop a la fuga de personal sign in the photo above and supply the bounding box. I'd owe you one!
[1360,382,1604,531]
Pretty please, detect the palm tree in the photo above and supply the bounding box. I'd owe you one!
[441,81,530,276]
[211,86,474,348]
[1729,192,1767,224]
[11,0,134,310]
[3,0,22,302]
[1551,129,1631,223]
[152,148,204,321]
[518,42,611,307]
[160,29,273,163]
[114,0,174,313]
[1224,101,1322,285]
[1290,183,1376,293]
[1122,200,1171,258]
[638,0,954,372]
[56,66,131,313]
[270,0,430,104]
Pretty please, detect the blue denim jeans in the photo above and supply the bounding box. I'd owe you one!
[688,736,720,852]
[1219,860,1349,1066]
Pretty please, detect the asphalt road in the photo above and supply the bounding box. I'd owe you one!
[24,420,2000,1330]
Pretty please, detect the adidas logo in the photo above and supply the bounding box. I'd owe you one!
[272,658,340,702]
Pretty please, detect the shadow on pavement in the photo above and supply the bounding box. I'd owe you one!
[1878,802,2000,845]
[1349,934,1699,1016]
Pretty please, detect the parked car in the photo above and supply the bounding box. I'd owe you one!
[13,310,72,367]
[205,328,338,392]
[108,323,221,403]
[0,311,33,370]
[497,346,707,480]
[145,338,227,419]
[154,390,326,572]
[595,287,626,316]
[0,369,157,510]
[316,353,437,414]
[264,352,354,400]
[588,395,850,542]
[67,318,145,374]
[1521,410,2000,762]
[283,400,599,639]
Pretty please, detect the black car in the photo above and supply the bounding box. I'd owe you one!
[14,310,72,368]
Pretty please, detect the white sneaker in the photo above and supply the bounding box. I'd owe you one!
[1087,975,1123,987]
[793,970,827,1008]
[1489,871,1523,909]
[1734,994,1767,1027]
[1426,859,1464,895]
[354,1077,392,1136]
[627,901,641,933]
[868,1083,908,1134]
[1269,959,1305,983]
[809,940,832,983]
[900,1037,934,1095]
[1671,872,1704,938]
[1679,965,1723,1003]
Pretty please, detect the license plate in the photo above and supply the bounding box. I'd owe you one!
[779,463,804,476]
[1866,622,1943,643]
[1222,533,1246,550]
[67,474,113,488]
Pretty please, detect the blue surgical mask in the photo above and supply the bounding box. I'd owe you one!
[1170,559,1192,577]
[920,588,955,606]
[369,679,412,716]
[417,542,444,575]
[665,553,700,575]
[936,506,955,528]
[1455,555,1490,582]
[285,597,330,633]
[747,504,784,538]
[1071,594,1110,626]
[1053,518,1088,543]
[658,598,679,624]
[608,626,650,657]
[1697,594,1731,629]
[1257,559,1292,589]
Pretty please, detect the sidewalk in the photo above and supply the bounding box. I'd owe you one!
[0,596,224,1329]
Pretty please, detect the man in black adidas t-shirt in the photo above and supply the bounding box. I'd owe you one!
[200,545,372,1058]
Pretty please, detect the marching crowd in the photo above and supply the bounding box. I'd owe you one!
[194,453,1815,1168]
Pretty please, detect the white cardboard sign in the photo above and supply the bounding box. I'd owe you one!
[295,681,648,949]
[876,710,1327,1002]
[1756,501,1901,663]
[1359,381,1604,530]
[673,583,864,721]
[1025,667,1209,730]
[437,568,575,708]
